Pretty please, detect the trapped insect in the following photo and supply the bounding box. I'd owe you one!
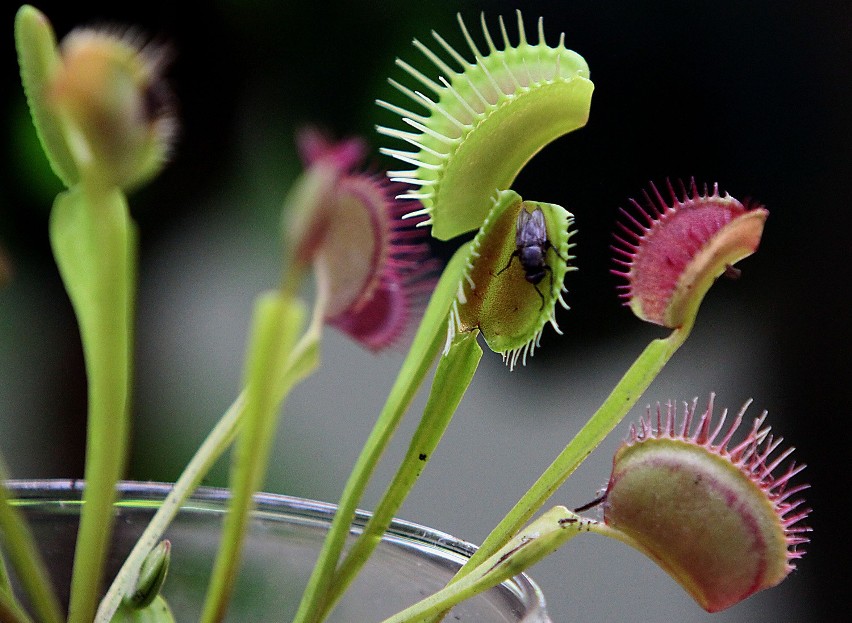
[498,207,567,308]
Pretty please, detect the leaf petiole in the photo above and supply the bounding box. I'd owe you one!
[319,330,483,618]
[428,318,695,622]
[292,243,470,623]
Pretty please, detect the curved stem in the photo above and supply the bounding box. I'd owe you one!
[381,507,591,623]
[292,244,470,623]
[434,319,694,615]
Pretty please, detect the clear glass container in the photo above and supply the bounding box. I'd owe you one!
[6,480,551,622]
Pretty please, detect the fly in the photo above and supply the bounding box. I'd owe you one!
[497,207,567,309]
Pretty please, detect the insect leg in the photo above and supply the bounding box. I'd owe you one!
[496,250,520,275]
[545,240,569,265]
[533,280,546,310]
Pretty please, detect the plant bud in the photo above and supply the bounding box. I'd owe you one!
[125,540,171,610]
[17,6,176,191]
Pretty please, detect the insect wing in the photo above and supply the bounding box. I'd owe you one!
[516,207,548,247]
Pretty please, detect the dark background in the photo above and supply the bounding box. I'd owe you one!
[2,1,849,621]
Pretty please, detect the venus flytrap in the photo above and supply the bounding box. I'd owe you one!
[5,5,810,623]
[599,396,810,612]
[288,128,437,350]
[296,195,575,622]
[431,180,771,612]
[447,190,574,368]
[318,191,574,617]
[378,11,592,240]
[397,395,810,619]
[14,6,175,623]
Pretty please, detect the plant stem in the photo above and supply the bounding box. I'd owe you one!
[292,244,470,623]
[93,394,244,623]
[199,291,306,623]
[0,464,63,623]
[429,320,694,619]
[319,331,483,619]
[50,183,136,623]
[0,555,9,599]
[200,258,328,623]
[380,507,590,623]
[0,586,35,623]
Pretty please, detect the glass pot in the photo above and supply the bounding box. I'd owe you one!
[6,480,551,622]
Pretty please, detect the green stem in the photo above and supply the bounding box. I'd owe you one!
[198,258,326,623]
[93,393,245,623]
[0,542,12,600]
[437,320,694,607]
[0,465,63,623]
[0,559,9,599]
[96,286,323,623]
[320,331,483,619]
[199,292,307,623]
[0,586,35,623]
[292,244,470,623]
[380,507,590,623]
[50,183,136,623]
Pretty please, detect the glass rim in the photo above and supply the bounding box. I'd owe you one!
[4,478,549,619]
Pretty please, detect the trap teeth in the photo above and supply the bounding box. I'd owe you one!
[379,12,593,240]
[612,179,768,328]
